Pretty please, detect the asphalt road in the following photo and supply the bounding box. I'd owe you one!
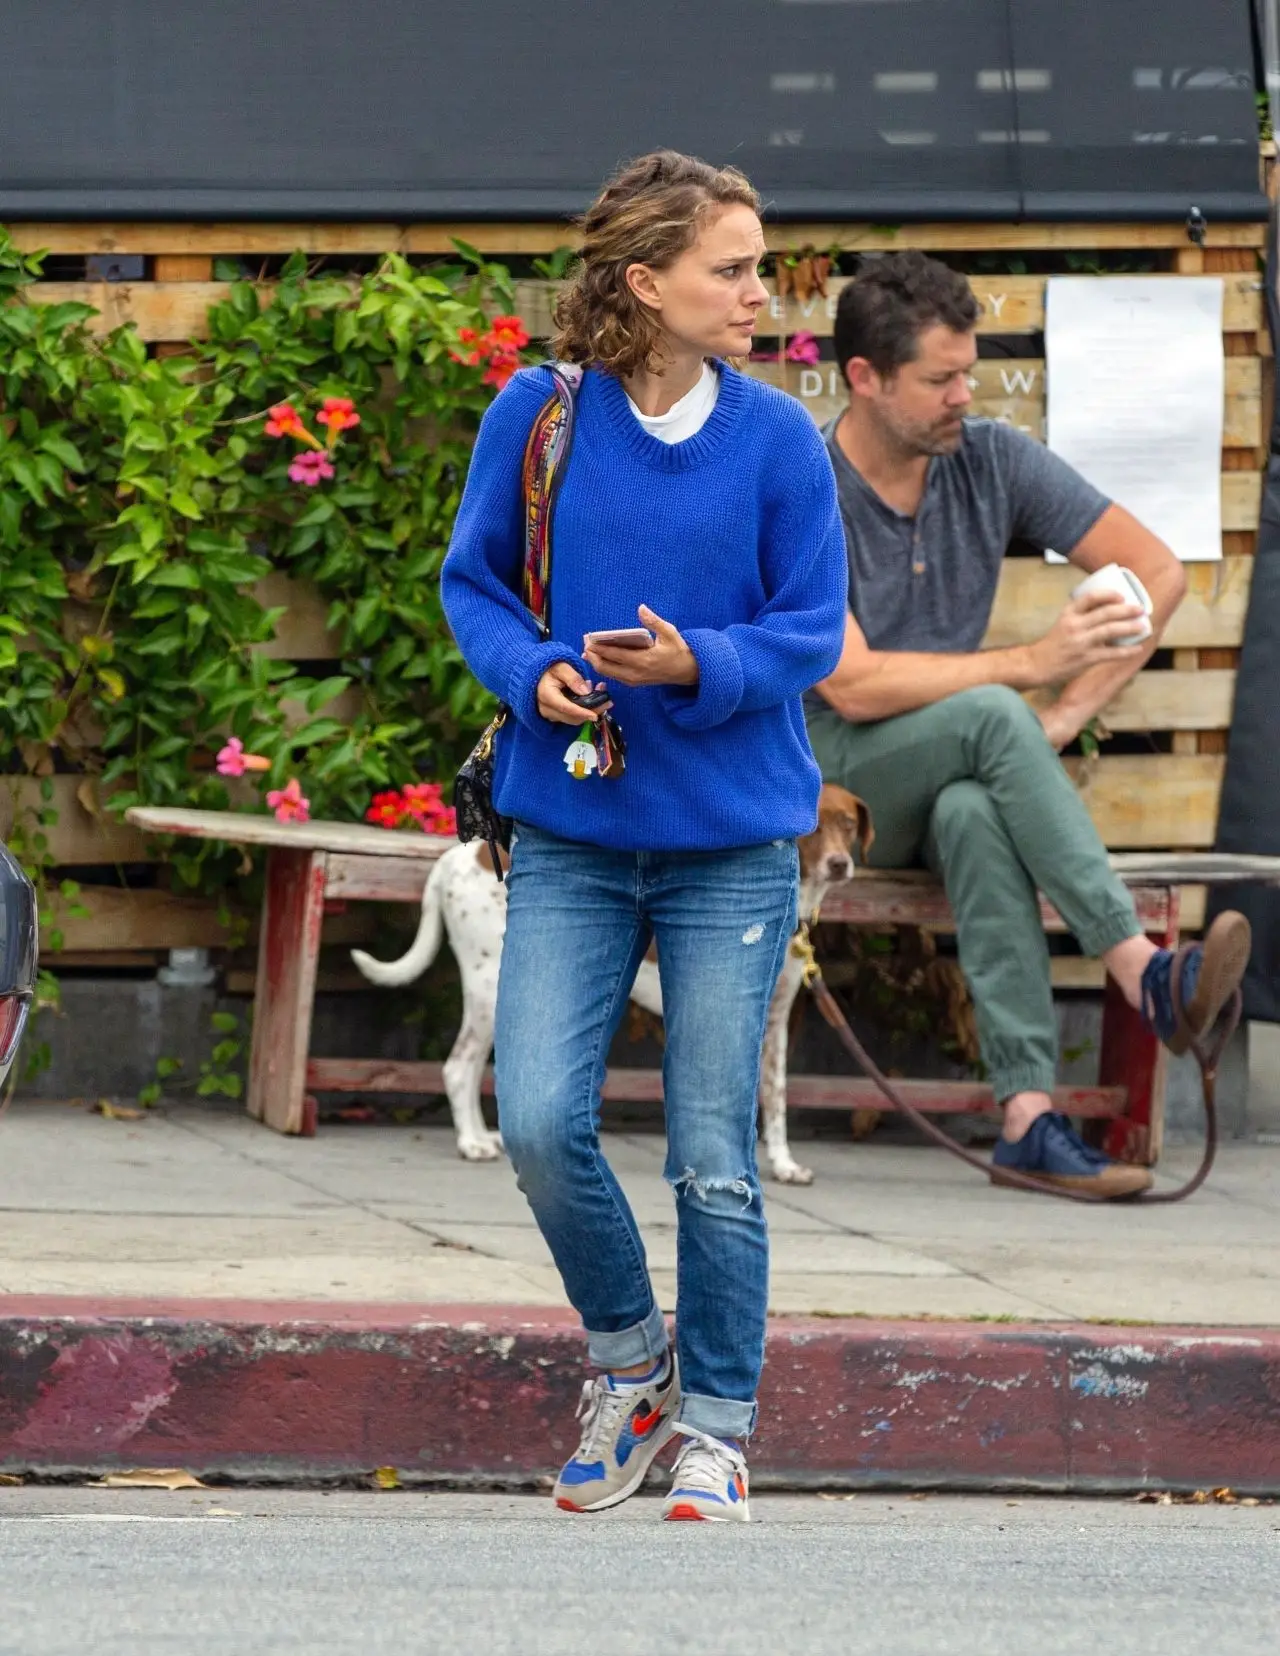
[0,1488,1275,1655]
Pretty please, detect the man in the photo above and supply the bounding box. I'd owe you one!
[808,251,1250,1197]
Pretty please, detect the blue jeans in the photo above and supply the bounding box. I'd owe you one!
[495,822,799,1441]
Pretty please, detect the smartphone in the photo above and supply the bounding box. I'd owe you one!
[583,628,655,652]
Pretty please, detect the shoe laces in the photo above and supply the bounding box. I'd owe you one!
[572,1377,635,1461]
[669,1423,746,1493]
[1040,1112,1109,1170]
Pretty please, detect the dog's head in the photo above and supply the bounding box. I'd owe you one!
[798,783,874,889]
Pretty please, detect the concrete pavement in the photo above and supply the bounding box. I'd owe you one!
[0,1101,1276,1323]
[0,1489,1276,1656]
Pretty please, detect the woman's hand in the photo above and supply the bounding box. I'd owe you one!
[583,606,699,688]
[536,662,611,726]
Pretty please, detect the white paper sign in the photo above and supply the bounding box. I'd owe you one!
[1044,276,1225,562]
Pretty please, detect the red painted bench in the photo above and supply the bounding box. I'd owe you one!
[126,808,1278,1165]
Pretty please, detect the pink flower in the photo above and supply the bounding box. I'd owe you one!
[216,736,270,776]
[784,330,821,366]
[288,450,335,486]
[267,777,310,823]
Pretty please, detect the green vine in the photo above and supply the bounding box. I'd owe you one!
[0,229,519,906]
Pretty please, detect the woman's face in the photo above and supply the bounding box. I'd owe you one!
[626,204,768,362]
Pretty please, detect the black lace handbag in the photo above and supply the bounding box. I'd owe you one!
[453,705,511,868]
[452,364,582,880]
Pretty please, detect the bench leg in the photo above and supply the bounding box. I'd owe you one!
[1095,890,1179,1167]
[246,847,327,1136]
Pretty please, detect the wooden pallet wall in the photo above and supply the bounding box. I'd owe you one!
[4,217,1269,964]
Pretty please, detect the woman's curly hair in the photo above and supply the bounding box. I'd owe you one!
[552,150,762,378]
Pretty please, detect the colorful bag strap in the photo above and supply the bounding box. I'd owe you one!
[520,361,583,636]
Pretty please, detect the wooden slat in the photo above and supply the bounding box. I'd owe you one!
[34,271,1254,349]
[26,281,233,341]
[43,885,237,951]
[1065,755,1224,849]
[1088,668,1235,732]
[302,1055,1127,1119]
[255,554,1256,674]
[8,222,1265,257]
[749,272,1262,339]
[3,776,150,864]
[748,356,1263,448]
[124,805,451,860]
[986,557,1252,651]
[819,875,1173,930]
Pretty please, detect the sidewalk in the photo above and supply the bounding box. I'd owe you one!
[0,1101,1277,1493]
[0,1101,1275,1322]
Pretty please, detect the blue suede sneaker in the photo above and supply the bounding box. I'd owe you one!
[991,1111,1151,1197]
[1139,911,1251,1057]
[553,1353,679,1513]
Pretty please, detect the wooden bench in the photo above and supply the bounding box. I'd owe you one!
[125,807,1280,1164]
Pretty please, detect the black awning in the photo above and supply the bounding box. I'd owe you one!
[0,0,1266,223]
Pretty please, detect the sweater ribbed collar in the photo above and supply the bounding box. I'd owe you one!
[591,360,746,472]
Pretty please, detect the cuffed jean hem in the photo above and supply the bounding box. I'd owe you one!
[1074,906,1143,960]
[584,1302,668,1373]
[680,1392,757,1442]
[992,1064,1060,1105]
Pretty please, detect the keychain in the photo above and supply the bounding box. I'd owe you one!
[563,723,599,779]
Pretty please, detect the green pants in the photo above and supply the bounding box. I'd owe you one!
[806,685,1141,1102]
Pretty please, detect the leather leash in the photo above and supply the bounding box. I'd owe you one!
[793,925,1239,1204]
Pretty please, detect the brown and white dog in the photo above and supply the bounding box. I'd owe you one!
[351,784,871,1179]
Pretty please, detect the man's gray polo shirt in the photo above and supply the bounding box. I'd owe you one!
[820,415,1111,655]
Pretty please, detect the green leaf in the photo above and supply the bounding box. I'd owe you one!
[148,562,201,589]
[39,434,85,471]
[169,489,203,520]
[210,1011,239,1033]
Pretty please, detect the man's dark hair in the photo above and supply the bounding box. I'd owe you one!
[833,251,980,382]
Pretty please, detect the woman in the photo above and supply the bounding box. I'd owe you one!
[441,150,847,1523]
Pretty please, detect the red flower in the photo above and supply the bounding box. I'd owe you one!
[365,790,408,830]
[450,326,485,367]
[264,402,306,439]
[489,315,530,352]
[317,396,361,443]
[483,346,521,390]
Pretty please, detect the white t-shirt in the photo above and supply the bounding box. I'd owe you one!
[625,361,720,444]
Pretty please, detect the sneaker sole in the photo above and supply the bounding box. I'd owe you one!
[663,1501,751,1523]
[1167,910,1251,1058]
[553,1416,678,1514]
[989,1164,1152,1198]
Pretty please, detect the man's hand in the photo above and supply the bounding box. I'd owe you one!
[582,605,699,688]
[1026,590,1147,687]
[536,662,611,726]
[1037,702,1083,753]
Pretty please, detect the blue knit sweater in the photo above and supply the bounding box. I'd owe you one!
[440,363,848,851]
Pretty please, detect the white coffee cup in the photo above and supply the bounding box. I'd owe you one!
[1070,562,1154,648]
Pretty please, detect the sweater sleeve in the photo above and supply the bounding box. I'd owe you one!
[440,370,590,733]
[659,437,848,731]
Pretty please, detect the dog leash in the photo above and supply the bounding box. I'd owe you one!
[792,924,1238,1204]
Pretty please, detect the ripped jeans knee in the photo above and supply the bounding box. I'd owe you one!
[669,1165,757,1211]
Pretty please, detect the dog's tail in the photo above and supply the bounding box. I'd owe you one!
[350,859,445,987]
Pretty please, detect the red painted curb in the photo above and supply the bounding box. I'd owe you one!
[1,1301,1277,1494]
